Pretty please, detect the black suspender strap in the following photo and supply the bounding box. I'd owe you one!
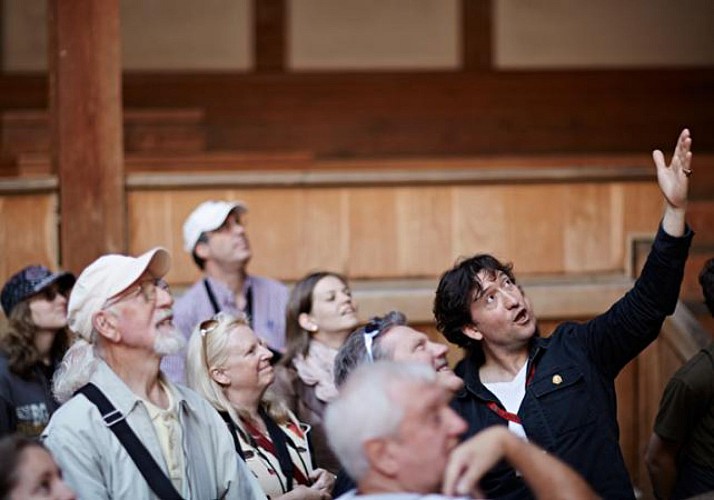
[217,410,245,460]
[259,407,295,491]
[76,383,184,500]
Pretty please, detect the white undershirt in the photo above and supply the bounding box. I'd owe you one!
[483,361,529,441]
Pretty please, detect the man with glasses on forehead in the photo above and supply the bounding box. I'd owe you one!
[334,311,462,393]
[42,248,263,500]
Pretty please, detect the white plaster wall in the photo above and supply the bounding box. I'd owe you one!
[495,0,714,68]
[288,0,461,70]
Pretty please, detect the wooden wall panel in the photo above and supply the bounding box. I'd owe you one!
[395,187,452,276]
[0,194,58,282]
[127,180,662,286]
[452,186,509,262]
[564,184,617,272]
[348,187,399,278]
[504,185,566,274]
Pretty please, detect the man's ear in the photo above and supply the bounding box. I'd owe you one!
[194,241,211,260]
[462,324,483,341]
[92,310,120,343]
[364,437,400,477]
[298,312,318,333]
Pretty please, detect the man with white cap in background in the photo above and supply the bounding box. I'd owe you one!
[162,200,289,384]
[42,248,263,500]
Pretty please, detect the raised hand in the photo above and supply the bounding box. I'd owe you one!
[653,128,692,210]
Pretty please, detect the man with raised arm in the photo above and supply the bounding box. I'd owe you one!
[433,129,694,499]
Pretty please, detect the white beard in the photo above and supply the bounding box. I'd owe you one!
[153,327,186,356]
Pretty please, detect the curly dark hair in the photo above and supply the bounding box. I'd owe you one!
[700,258,714,317]
[1,299,69,379]
[433,254,516,362]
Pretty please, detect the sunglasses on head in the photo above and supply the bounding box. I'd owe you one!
[36,286,68,302]
[199,315,221,372]
[362,319,383,363]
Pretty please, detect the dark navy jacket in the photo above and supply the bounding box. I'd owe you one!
[451,224,693,500]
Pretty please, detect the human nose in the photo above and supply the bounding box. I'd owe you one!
[229,219,245,234]
[429,340,448,357]
[56,478,77,500]
[502,288,520,309]
[155,284,174,308]
[261,344,274,361]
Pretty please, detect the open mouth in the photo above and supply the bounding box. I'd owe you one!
[340,305,356,316]
[434,357,451,372]
[156,314,174,328]
[514,308,529,325]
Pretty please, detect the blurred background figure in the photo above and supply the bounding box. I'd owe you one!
[0,266,75,438]
[164,200,289,384]
[274,271,359,474]
[0,434,76,500]
[646,257,714,499]
[186,312,334,500]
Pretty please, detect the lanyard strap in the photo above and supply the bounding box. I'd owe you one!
[203,279,254,329]
[485,362,536,425]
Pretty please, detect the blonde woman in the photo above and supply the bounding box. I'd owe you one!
[186,312,334,500]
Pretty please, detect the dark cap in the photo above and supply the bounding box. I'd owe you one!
[1,265,76,316]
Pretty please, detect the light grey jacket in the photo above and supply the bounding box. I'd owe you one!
[42,360,264,500]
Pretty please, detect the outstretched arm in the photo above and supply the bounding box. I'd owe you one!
[442,427,598,499]
[655,128,692,237]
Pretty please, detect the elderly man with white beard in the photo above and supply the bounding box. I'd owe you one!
[42,248,263,500]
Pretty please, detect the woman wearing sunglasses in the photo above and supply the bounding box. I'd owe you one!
[273,271,359,475]
[186,312,334,500]
[0,266,75,438]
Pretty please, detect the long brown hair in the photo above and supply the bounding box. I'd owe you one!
[281,271,349,367]
[1,300,69,379]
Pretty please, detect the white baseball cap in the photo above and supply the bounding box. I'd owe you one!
[67,247,171,341]
[182,200,247,253]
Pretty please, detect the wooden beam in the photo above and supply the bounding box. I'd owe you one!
[48,0,126,273]
[462,0,492,70]
[2,69,714,157]
[254,0,286,72]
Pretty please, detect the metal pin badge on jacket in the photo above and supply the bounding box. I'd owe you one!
[552,374,563,385]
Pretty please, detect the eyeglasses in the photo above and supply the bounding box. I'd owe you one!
[362,319,383,363]
[104,278,170,308]
[199,316,221,372]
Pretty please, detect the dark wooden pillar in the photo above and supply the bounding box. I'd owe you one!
[462,0,492,70]
[255,0,286,72]
[48,0,125,273]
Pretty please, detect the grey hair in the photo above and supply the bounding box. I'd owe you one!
[52,337,100,403]
[185,312,289,425]
[334,311,407,388]
[325,361,436,481]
